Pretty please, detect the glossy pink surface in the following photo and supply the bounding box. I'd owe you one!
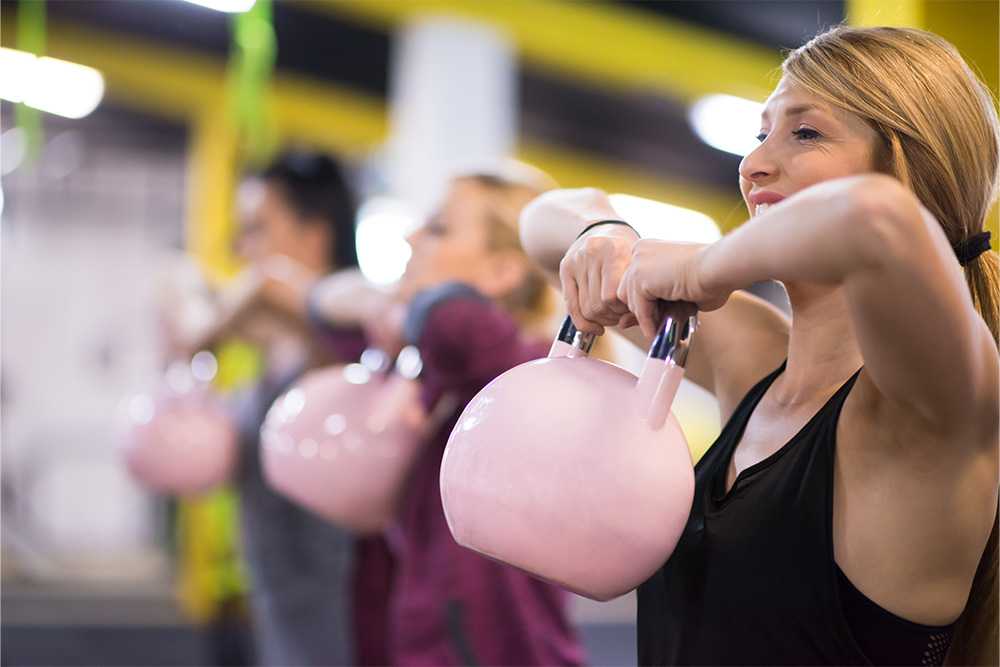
[119,384,238,496]
[440,346,695,601]
[260,363,425,535]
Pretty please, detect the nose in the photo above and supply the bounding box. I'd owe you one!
[738,139,776,184]
[404,225,423,248]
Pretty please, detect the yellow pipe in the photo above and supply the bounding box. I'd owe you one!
[186,105,242,279]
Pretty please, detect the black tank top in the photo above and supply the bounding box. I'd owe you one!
[637,362,954,665]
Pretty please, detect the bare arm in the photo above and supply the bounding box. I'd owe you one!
[520,188,790,413]
[621,174,998,444]
[308,269,392,329]
[184,254,320,354]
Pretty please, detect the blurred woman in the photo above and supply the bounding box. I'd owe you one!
[193,151,389,666]
[312,167,588,666]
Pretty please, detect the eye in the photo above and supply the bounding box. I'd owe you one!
[425,217,447,236]
[792,127,820,140]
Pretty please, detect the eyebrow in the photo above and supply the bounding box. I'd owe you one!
[761,103,822,122]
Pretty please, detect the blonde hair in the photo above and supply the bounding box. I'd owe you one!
[459,165,560,338]
[784,26,999,665]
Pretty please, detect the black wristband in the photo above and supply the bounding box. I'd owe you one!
[576,219,639,240]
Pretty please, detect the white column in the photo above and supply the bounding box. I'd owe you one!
[386,15,518,214]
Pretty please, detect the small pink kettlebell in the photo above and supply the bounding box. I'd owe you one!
[119,361,238,496]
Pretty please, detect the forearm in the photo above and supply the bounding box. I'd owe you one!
[698,176,896,294]
[308,269,389,330]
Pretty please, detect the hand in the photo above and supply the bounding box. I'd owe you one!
[617,240,730,340]
[560,223,641,335]
[362,292,407,359]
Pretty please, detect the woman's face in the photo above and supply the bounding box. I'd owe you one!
[235,181,324,267]
[739,78,880,218]
[399,179,517,299]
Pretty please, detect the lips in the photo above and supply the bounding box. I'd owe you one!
[748,191,786,206]
[748,191,785,217]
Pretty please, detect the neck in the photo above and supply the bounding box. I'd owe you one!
[775,282,864,406]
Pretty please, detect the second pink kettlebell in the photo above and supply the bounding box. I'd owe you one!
[260,348,427,535]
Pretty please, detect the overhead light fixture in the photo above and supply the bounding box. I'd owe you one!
[0,48,104,119]
[179,0,257,12]
[355,197,417,285]
[608,194,721,244]
[688,94,765,157]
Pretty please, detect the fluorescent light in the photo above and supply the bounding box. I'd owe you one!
[355,197,417,285]
[688,94,765,157]
[0,48,36,103]
[180,0,256,12]
[0,48,104,119]
[608,194,721,244]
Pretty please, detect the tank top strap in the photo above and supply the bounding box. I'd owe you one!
[695,360,788,473]
[727,360,788,431]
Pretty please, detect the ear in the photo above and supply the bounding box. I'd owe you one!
[478,250,528,300]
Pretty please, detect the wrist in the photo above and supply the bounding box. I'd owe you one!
[577,219,640,240]
[694,241,731,296]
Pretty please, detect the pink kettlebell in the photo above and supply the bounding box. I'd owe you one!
[440,314,697,601]
[260,347,426,535]
[119,358,238,495]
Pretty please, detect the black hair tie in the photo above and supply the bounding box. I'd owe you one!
[954,230,992,267]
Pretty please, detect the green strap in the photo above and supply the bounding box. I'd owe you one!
[16,0,46,162]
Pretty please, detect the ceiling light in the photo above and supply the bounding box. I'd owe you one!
[608,194,721,244]
[688,94,765,157]
[355,197,417,285]
[0,48,104,119]
[180,0,257,12]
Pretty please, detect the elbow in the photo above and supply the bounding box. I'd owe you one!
[518,194,554,268]
[837,174,927,273]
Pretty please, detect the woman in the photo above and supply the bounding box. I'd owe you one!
[311,167,587,666]
[193,151,389,666]
[520,26,998,666]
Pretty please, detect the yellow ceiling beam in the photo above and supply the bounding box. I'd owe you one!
[1,17,742,229]
[295,0,781,103]
[0,20,389,153]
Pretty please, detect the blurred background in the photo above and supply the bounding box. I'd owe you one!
[1,1,996,665]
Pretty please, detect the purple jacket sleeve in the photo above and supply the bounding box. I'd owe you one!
[410,289,545,409]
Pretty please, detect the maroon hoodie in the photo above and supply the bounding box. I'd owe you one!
[387,285,587,666]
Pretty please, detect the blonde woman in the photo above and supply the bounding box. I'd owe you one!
[521,26,998,666]
[311,168,586,666]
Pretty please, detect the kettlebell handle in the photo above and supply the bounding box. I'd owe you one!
[551,312,696,367]
[551,312,697,430]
